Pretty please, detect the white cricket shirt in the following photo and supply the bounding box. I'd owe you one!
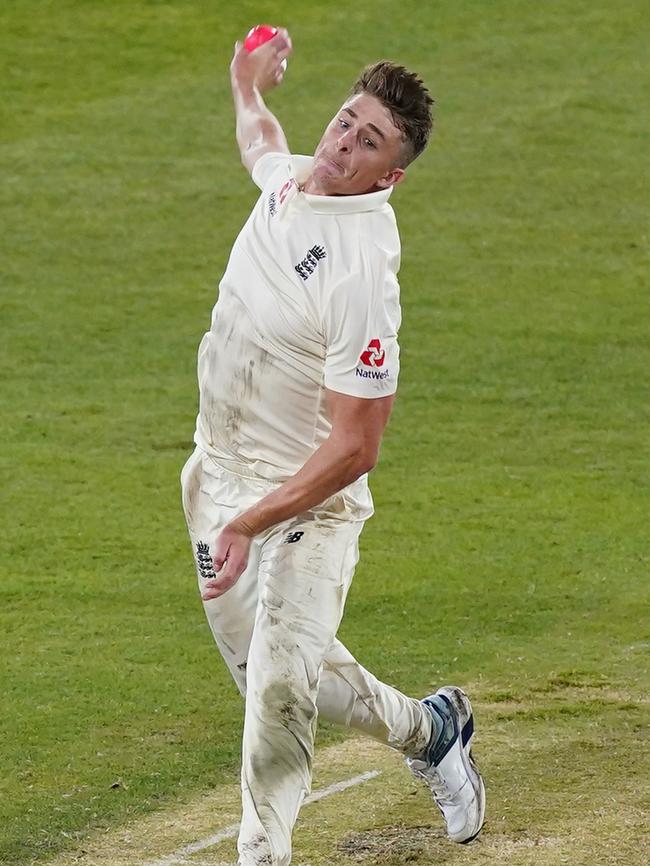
[194,152,402,484]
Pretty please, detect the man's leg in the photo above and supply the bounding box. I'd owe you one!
[237,516,366,866]
[317,640,432,757]
[317,642,485,846]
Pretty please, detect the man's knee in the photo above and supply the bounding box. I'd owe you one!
[257,676,317,730]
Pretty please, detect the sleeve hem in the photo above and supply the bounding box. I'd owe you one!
[323,380,398,399]
[251,151,289,190]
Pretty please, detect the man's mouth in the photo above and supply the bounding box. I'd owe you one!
[321,154,345,173]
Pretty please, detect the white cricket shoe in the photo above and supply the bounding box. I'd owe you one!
[406,685,485,843]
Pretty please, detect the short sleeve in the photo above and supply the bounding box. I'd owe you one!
[322,250,401,398]
[251,151,291,191]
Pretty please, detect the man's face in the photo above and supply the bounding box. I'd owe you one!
[306,93,407,196]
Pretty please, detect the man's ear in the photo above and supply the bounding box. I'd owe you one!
[375,167,406,189]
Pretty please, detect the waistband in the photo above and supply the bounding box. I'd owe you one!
[204,452,283,487]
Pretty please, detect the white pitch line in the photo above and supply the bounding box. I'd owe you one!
[143,770,381,866]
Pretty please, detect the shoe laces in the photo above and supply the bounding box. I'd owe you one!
[427,766,455,807]
[410,760,455,808]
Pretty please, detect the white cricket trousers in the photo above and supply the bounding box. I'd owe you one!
[181,447,432,866]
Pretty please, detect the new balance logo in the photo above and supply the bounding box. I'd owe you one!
[295,245,327,281]
[195,541,216,580]
[283,531,304,544]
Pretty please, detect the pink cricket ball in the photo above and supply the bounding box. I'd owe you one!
[244,24,288,71]
[244,24,279,52]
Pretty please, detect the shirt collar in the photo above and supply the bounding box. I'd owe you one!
[292,155,393,215]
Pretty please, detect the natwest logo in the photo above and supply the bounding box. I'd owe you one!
[359,338,386,368]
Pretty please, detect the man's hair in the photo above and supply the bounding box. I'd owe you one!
[351,61,434,167]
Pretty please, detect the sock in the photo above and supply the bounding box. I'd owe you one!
[427,699,445,745]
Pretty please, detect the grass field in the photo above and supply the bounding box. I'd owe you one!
[1,1,648,864]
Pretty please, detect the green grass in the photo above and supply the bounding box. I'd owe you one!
[1,1,649,863]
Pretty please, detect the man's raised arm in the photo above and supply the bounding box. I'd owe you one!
[229,29,292,175]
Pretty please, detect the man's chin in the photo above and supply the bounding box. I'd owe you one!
[309,166,346,196]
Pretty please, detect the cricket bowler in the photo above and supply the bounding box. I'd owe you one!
[180,27,485,866]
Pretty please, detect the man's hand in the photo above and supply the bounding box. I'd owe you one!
[230,28,292,95]
[201,519,254,601]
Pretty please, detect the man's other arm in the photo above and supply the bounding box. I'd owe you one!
[202,390,395,599]
[230,30,292,175]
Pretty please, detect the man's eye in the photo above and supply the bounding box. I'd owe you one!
[338,119,349,128]
[364,138,376,149]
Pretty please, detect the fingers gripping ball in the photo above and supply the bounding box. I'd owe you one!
[244,24,288,72]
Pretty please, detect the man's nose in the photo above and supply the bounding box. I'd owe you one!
[336,129,353,151]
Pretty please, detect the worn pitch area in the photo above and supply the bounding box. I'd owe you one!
[44,683,649,866]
